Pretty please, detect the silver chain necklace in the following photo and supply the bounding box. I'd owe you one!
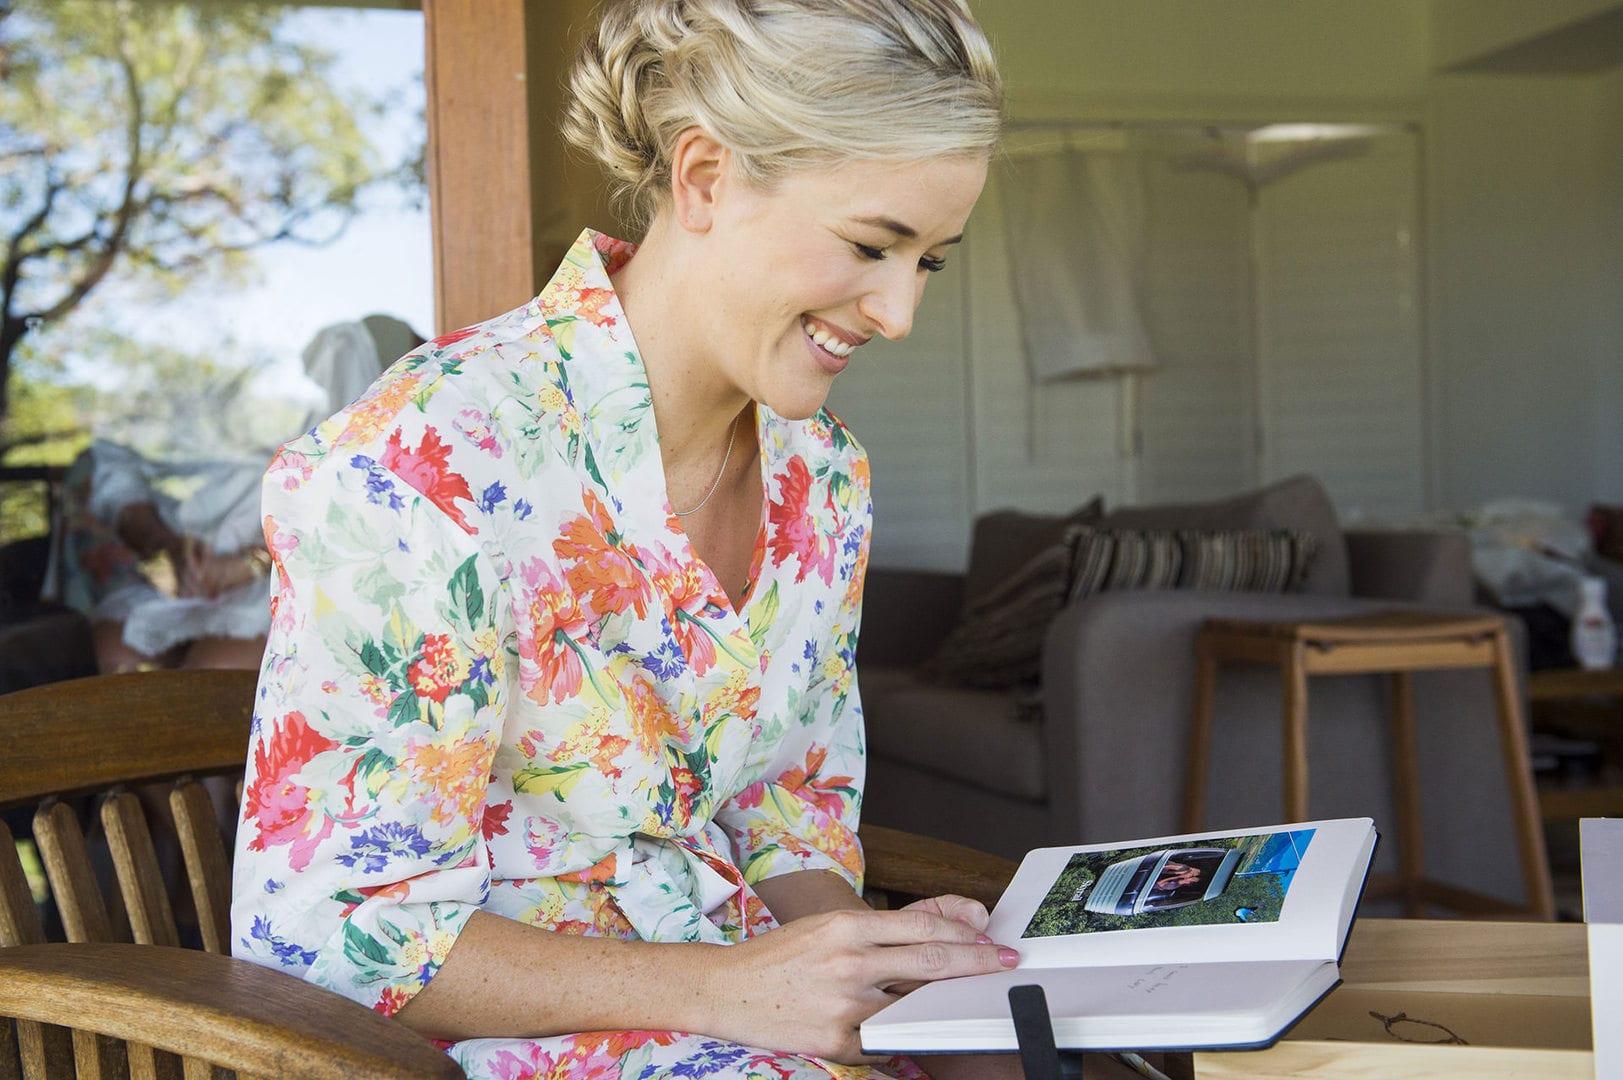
[672,415,739,517]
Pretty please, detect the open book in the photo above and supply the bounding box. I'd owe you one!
[860,817,1378,1054]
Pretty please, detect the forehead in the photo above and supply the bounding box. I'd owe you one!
[779,154,990,236]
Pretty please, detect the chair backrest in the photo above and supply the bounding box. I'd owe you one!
[2,669,462,1078]
[1,668,257,950]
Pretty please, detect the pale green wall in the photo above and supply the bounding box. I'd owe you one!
[1596,67,1623,499]
[979,0,1428,119]
[1424,75,1608,511]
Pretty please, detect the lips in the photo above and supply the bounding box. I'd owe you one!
[802,321,852,374]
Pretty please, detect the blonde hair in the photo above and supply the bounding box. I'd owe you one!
[562,0,1003,233]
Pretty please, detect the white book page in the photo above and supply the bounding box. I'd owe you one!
[1581,818,1623,1077]
[862,959,1337,1052]
[984,817,1375,970]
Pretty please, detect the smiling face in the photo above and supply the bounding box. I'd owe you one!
[698,154,990,420]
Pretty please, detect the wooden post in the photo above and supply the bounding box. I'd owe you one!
[422,0,622,336]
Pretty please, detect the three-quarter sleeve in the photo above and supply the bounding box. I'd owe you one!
[232,443,508,1015]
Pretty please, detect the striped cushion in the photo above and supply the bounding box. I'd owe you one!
[1068,527,1318,601]
[925,527,1317,690]
[922,525,1081,690]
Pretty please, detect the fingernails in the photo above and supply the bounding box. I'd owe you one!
[998,947,1020,968]
[975,934,993,945]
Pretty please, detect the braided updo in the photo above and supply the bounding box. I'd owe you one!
[561,0,1003,234]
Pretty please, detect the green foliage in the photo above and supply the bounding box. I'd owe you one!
[0,0,412,414]
[1022,834,1291,939]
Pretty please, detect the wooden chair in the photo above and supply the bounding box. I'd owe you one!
[0,669,463,1079]
[2,669,1017,1079]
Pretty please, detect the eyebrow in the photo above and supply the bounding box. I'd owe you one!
[851,215,965,246]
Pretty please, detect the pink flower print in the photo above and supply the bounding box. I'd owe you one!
[453,407,504,457]
[380,426,475,532]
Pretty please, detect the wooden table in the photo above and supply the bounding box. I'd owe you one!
[1530,666,1623,820]
[1195,918,1592,1077]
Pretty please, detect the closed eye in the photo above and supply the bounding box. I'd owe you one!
[853,242,947,274]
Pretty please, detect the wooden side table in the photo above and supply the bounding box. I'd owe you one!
[1182,611,1555,921]
[1529,666,1623,820]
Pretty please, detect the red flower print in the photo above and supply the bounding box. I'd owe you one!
[767,456,835,585]
[407,633,470,703]
[481,799,513,840]
[644,547,722,674]
[430,326,479,350]
[554,489,650,622]
[779,744,854,819]
[243,711,338,871]
[381,426,475,531]
[574,285,618,328]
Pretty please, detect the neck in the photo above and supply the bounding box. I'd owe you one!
[613,219,752,469]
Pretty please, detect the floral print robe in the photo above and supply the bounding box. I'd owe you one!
[232,230,921,1079]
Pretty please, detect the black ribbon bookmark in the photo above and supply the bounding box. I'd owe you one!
[1008,984,1086,1079]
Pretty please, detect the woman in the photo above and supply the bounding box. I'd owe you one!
[232,2,1015,1076]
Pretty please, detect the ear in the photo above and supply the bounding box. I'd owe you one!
[669,126,730,234]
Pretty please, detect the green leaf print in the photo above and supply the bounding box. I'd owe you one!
[582,438,607,490]
[342,919,394,968]
[512,762,591,801]
[386,691,420,730]
[448,555,484,626]
[358,639,390,679]
[749,581,780,652]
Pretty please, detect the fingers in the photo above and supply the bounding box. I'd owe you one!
[820,908,1019,986]
[904,893,990,932]
[843,906,988,948]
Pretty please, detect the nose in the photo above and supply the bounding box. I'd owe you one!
[859,264,926,341]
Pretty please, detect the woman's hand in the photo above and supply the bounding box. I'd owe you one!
[694,905,1019,1064]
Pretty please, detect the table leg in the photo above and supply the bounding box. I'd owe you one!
[1389,670,1426,917]
[1282,644,1310,823]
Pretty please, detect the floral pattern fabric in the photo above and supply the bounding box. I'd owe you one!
[230,229,916,1079]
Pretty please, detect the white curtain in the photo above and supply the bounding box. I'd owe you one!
[999,146,1158,381]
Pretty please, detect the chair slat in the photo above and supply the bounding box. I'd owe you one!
[70,1028,124,1080]
[0,823,73,1080]
[127,1040,186,1080]
[102,794,180,949]
[169,782,233,955]
[0,822,45,948]
[32,802,117,944]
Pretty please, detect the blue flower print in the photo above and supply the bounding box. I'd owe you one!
[335,822,432,874]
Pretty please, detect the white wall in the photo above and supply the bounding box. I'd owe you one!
[829,1,1623,570]
[1424,75,1610,514]
[1596,66,1623,502]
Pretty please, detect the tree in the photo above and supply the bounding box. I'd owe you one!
[0,0,396,418]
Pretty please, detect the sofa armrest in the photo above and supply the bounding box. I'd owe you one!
[857,568,966,668]
[1038,589,1504,847]
[1345,528,1474,607]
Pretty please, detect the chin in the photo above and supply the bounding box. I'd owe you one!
[760,383,834,422]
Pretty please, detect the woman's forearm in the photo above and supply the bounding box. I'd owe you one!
[393,910,725,1041]
[751,868,868,924]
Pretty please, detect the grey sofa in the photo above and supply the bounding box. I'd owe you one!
[857,476,1539,912]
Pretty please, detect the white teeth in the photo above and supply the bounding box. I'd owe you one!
[804,319,855,357]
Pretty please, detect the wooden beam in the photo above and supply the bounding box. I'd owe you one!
[421,0,620,336]
[422,0,536,334]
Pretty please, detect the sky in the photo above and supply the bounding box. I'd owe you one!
[80,7,435,409]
